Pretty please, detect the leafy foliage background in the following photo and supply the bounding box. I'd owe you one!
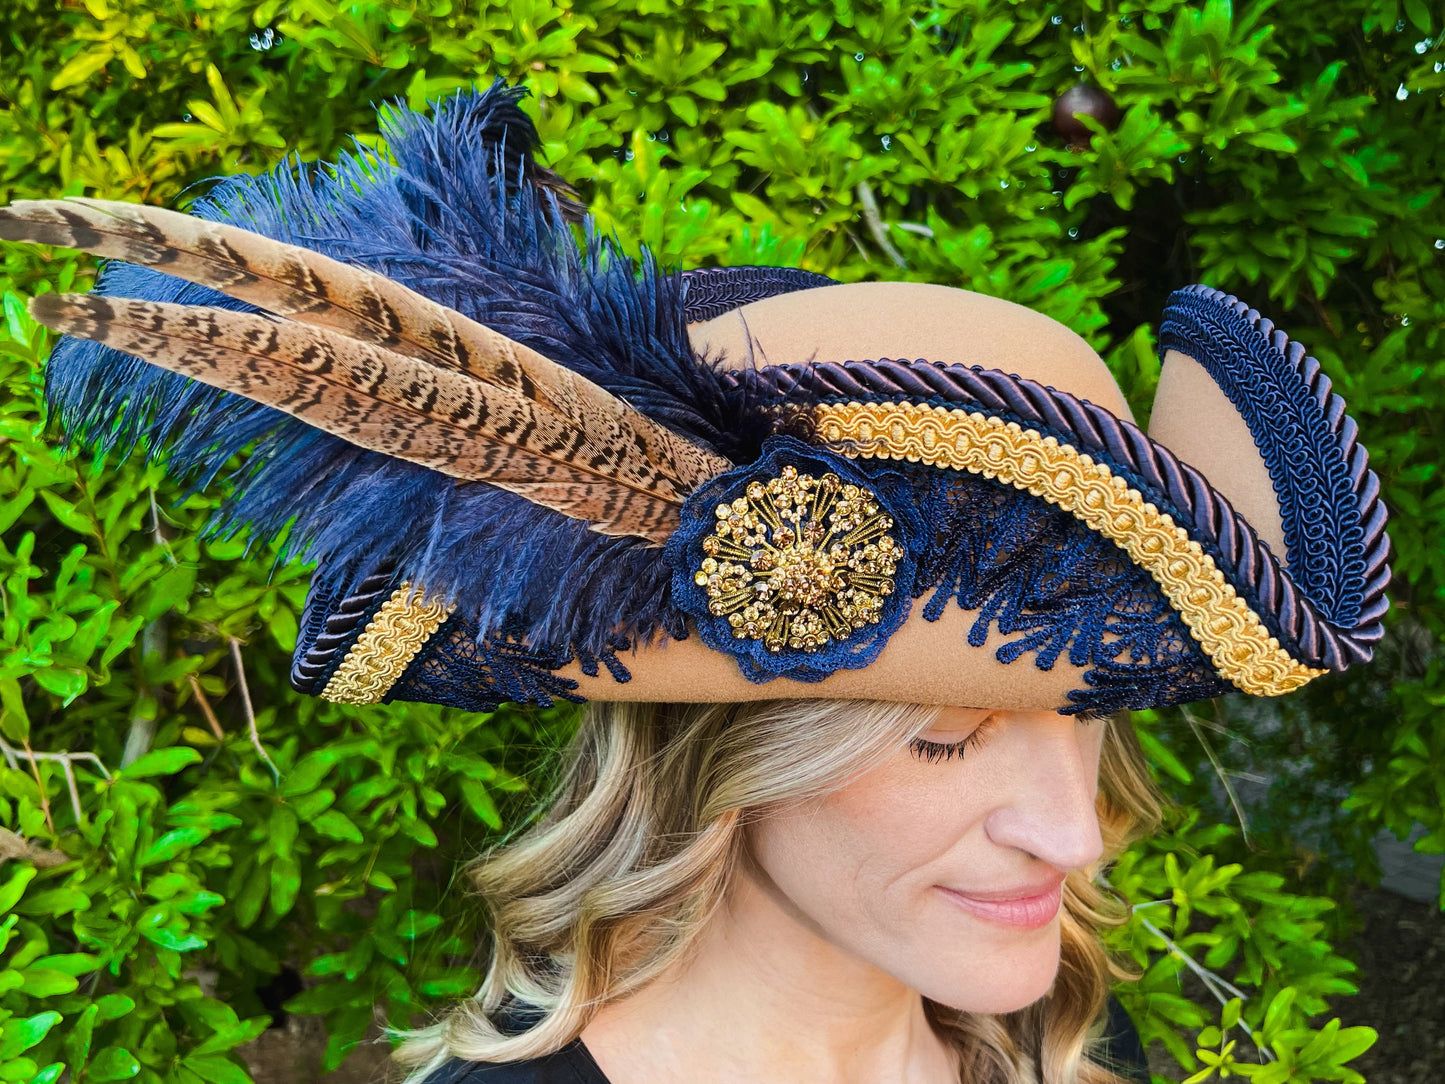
[0,0,1440,1081]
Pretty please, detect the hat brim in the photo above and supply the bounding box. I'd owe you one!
[317,283,1384,713]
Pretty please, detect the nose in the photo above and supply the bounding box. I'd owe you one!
[983,713,1105,872]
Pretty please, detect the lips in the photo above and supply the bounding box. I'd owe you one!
[936,877,1065,930]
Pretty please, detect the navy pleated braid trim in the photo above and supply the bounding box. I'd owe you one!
[678,267,838,323]
[1158,285,1384,630]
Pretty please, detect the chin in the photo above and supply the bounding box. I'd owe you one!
[913,933,1064,1015]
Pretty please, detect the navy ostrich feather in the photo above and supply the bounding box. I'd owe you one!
[44,82,770,654]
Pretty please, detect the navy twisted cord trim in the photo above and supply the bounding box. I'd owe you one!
[728,354,1384,672]
[679,267,837,323]
[291,565,399,694]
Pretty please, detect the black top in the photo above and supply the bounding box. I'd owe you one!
[426,1039,608,1083]
[424,997,1149,1083]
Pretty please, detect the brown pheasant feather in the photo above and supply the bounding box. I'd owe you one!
[0,197,726,498]
[28,291,695,544]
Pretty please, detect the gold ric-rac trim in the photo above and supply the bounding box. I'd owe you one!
[813,402,1326,697]
[320,584,454,705]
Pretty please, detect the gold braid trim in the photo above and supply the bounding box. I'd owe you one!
[320,584,454,705]
[813,402,1326,697]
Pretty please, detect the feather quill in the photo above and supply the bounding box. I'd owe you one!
[0,197,727,501]
[28,292,696,544]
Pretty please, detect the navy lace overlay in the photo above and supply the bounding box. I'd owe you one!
[678,266,838,323]
[1160,287,1365,627]
[372,456,1228,714]
[664,437,924,683]
[385,615,633,713]
[909,472,1227,714]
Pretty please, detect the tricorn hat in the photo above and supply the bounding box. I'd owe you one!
[2,84,1389,716]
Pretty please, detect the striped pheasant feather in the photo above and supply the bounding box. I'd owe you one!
[28,292,707,543]
[0,197,727,500]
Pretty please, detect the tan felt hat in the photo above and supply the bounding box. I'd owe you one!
[3,85,1389,718]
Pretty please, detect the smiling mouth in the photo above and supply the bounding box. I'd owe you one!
[935,882,1064,930]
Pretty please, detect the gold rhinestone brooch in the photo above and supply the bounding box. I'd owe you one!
[691,465,900,653]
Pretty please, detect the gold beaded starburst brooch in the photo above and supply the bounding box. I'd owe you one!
[692,465,901,653]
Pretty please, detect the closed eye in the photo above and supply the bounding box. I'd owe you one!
[909,709,1106,763]
[909,718,996,763]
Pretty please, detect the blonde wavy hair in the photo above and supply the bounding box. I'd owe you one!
[394,698,1160,1083]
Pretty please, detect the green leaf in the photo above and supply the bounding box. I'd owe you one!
[17,968,79,997]
[0,680,31,744]
[0,867,37,913]
[269,854,301,917]
[139,827,211,866]
[1135,728,1194,784]
[1326,1025,1378,1063]
[417,968,478,997]
[93,994,135,1023]
[30,952,98,976]
[121,747,203,779]
[38,490,93,534]
[0,1059,40,1082]
[181,1055,253,1084]
[1245,131,1298,153]
[0,1012,61,1059]
[86,1046,141,1082]
[2,293,32,347]
[64,1002,98,1066]
[310,810,363,843]
[14,886,89,917]
[280,751,337,797]
[460,779,502,830]
[49,47,114,90]
[140,925,205,952]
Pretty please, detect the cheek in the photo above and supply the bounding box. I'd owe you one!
[752,762,970,926]
[750,788,918,930]
[746,756,1071,1015]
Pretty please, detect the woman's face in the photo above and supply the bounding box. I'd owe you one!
[745,707,1107,1014]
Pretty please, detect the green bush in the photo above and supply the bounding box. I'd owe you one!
[1,0,1439,1080]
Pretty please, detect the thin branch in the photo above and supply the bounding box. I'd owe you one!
[20,738,53,832]
[186,672,226,742]
[0,828,67,868]
[0,739,109,827]
[229,637,279,785]
[855,180,907,268]
[122,618,167,768]
[1183,706,1252,848]
[1136,912,1272,1062]
[843,227,872,263]
[893,221,935,238]
[60,758,82,826]
[148,488,178,566]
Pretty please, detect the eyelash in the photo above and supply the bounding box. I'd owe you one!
[909,726,992,763]
[908,710,1108,763]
